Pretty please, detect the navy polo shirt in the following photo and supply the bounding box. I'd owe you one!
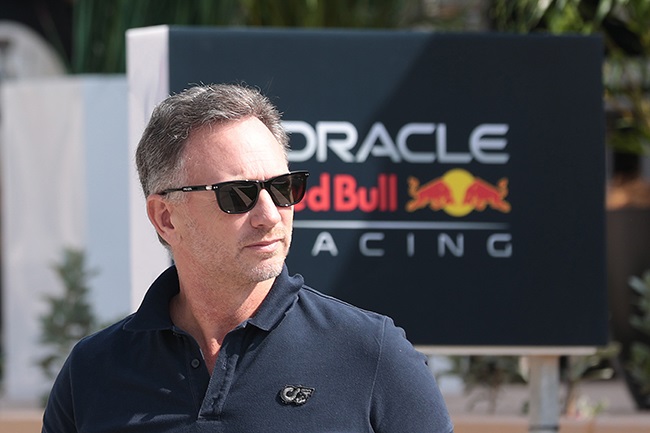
[42,266,453,433]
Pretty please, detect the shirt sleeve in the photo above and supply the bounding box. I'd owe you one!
[42,356,77,433]
[369,317,454,433]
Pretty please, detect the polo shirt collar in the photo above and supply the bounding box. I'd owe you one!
[248,266,303,331]
[123,265,304,333]
[123,266,179,332]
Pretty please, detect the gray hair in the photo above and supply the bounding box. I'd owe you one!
[135,83,289,198]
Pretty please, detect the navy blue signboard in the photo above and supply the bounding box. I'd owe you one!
[163,27,606,347]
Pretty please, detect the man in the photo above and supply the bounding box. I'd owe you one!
[42,83,454,432]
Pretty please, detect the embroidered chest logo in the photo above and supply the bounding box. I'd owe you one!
[279,385,315,406]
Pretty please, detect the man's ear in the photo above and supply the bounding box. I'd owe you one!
[146,195,177,245]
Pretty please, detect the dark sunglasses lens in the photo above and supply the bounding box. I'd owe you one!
[269,173,308,206]
[217,182,260,213]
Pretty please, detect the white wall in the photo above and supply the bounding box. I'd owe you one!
[1,76,129,404]
[126,26,172,310]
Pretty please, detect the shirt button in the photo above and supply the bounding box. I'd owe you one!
[191,358,200,368]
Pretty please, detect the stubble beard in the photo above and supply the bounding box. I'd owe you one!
[179,211,293,286]
[192,229,291,286]
[242,229,292,283]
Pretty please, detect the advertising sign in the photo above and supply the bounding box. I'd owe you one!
[131,27,607,347]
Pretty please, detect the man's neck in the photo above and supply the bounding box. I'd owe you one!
[170,269,275,374]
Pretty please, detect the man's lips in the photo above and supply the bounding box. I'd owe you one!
[246,238,283,251]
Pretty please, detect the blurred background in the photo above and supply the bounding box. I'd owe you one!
[2,1,646,202]
[0,0,649,430]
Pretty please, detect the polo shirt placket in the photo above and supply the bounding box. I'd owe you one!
[197,325,247,421]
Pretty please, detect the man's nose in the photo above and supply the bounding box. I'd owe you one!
[249,189,282,227]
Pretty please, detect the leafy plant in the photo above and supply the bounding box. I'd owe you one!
[37,248,98,382]
[627,270,650,399]
[67,0,492,74]
[561,343,619,417]
[70,0,418,74]
[445,355,524,414]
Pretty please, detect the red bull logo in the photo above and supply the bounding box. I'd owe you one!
[406,168,511,216]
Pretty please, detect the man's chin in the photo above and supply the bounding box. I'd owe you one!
[248,260,284,283]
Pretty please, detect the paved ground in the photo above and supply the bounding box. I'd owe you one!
[443,379,641,416]
[442,379,650,433]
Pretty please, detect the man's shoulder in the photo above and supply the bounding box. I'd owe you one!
[290,285,420,369]
[69,314,135,359]
[295,285,391,332]
[299,285,383,314]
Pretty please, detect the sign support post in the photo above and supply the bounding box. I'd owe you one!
[528,355,560,433]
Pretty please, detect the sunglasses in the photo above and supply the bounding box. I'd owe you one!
[159,170,309,214]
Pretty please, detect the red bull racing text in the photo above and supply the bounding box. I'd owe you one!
[294,169,512,259]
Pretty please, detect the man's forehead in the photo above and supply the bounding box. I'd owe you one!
[181,118,287,178]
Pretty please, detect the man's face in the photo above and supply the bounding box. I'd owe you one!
[170,116,293,286]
